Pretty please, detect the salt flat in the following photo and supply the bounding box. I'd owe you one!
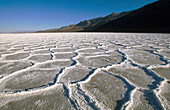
[0,33,169,110]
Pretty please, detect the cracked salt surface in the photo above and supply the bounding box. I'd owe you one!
[0,33,169,110]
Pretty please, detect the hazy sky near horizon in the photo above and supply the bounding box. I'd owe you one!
[0,0,157,33]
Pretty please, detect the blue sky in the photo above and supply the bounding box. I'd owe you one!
[0,0,157,33]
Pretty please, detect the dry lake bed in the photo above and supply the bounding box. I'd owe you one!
[0,33,169,110]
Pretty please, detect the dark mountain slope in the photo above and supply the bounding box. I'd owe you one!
[92,0,170,33]
[37,11,130,32]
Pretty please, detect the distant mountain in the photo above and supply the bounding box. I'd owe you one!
[37,11,130,32]
[92,0,170,33]
[38,0,170,33]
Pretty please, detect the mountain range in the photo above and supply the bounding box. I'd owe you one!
[38,0,170,33]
